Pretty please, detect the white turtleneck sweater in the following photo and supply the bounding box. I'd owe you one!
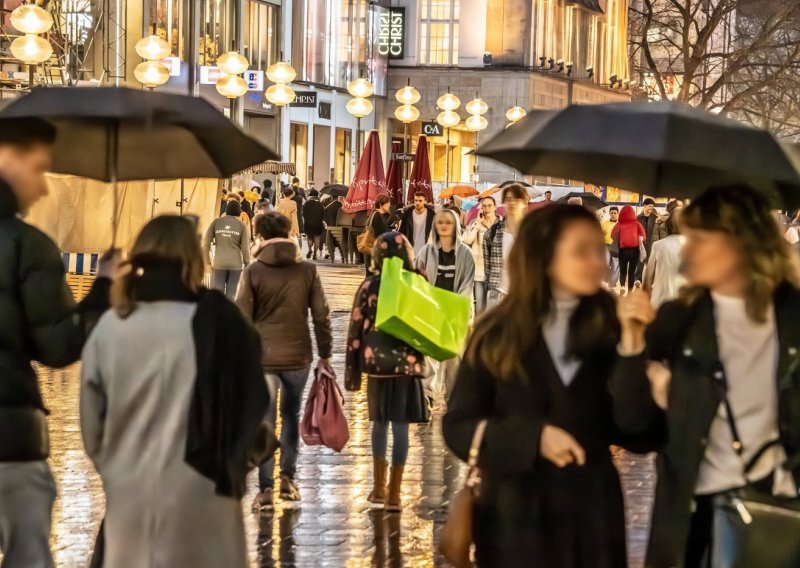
[542,298,581,386]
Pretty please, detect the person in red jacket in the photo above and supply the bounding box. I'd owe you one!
[611,205,646,291]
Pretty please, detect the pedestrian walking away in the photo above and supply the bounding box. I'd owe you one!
[236,212,333,513]
[483,183,528,308]
[203,200,250,299]
[642,207,686,307]
[635,198,658,280]
[614,186,800,568]
[276,188,301,245]
[416,208,475,401]
[611,205,646,292]
[346,232,431,512]
[444,204,650,568]
[463,196,498,313]
[0,119,121,568]
[80,216,271,568]
[363,194,393,275]
[399,192,435,258]
[303,189,326,260]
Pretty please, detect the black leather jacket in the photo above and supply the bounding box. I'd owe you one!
[0,180,110,461]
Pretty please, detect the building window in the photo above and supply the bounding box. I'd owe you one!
[419,0,459,66]
[150,0,185,59]
[245,0,279,72]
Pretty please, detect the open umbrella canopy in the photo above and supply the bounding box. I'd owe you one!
[0,87,277,181]
[386,141,404,205]
[321,184,349,198]
[343,131,387,213]
[408,135,433,203]
[477,102,800,208]
[557,191,608,212]
[480,182,544,200]
[440,185,479,199]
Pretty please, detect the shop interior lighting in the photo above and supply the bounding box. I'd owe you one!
[135,35,171,61]
[10,4,54,34]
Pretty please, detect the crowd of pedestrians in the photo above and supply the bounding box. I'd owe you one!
[2,120,800,568]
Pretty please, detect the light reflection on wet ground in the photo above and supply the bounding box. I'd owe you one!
[27,265,655,567]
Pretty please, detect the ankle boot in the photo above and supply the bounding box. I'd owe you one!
[368,458,388,504]
[385,464,405,512]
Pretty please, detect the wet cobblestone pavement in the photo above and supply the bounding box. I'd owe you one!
[29,265,655,567]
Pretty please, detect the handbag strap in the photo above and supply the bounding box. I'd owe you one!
[715,362,782,474]
[468,420,489,469]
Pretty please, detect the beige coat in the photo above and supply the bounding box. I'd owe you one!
[276,198,300,236]
[81,303,248,568]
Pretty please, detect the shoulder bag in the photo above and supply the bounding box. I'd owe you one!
[357,211,378,255]
[638,235,647,262]
[439,419,488,568]
[711,362,800,567]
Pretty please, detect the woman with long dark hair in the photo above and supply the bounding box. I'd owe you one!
[614,186,800,567]
[443,204,647,567]
[345,232,430,512]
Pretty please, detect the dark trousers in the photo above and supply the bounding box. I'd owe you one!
[618,248,639,290]
[212,269,242,300]
[258,368,311,491]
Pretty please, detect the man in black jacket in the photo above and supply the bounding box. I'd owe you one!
[636,197,658,280]
[0,118,119,567]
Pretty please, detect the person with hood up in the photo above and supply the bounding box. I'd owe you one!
[416,208,476,401]
[236,212,333,512]
[611,205,646,292]
[204,200,250,299]
[345,232,431,512]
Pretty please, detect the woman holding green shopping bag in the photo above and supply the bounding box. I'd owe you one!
[345,232,431,512]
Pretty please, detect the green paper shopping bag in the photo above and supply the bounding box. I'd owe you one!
[375,256,471,361]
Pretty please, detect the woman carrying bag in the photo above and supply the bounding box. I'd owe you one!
[345,232,430,512]
[614,186,800,568]
[443,204,650,567]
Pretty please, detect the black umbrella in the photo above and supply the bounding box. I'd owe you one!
[0,87,277,244]
[322,184,349,198]
[477,102,800,208]
[557,191,608,212]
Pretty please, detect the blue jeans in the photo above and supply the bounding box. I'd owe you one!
[212,269,242,300]
[258,368,311,491]
[607,246,620,287]
[474,281,488,314]
[371,421,410,466]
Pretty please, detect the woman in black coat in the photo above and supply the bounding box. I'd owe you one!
[614,186,800,567]
[443,205,648,568]
[345,231,430,512]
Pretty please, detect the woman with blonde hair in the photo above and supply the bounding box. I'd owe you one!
[615,186,800,567]
[81,215,271,568]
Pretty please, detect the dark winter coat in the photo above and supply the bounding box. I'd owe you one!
[302,198,325,236]
[399,206,435,249]
[235,239,332,372]
[610,286,800,567]
[443,298,650,567]
[324,200,343,227]
[637,211,659,256]
[0,179,110,461]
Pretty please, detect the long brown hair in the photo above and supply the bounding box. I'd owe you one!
[680,185,800,322]
[112,215,205,318]
[467,204,618,382]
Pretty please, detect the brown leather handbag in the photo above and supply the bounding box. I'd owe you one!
[439,419,488,568]
[357,212,378,255]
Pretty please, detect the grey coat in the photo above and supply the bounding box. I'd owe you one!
[203,215,250,271]
[415,210,476,298]
[81,303,248,568]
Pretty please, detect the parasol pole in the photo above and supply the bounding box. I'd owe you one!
[445,126,451,189]
[403,122,409,202]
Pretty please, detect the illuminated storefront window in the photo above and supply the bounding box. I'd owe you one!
[245,0,279,71]
[150,0,184,59]
[420,0,459,66]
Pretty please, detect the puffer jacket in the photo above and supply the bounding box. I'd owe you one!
[611,205,646,249]
[235,239,332,371]
[0,179,110,461]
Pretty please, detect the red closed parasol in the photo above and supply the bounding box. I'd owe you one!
[407,135,433,203]
[343,131,388,213]
[385,141,404,206]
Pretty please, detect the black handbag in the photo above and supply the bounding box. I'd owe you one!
[609,232,620,258]
[711,362,800,568]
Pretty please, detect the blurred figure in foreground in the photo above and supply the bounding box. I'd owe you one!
[643,207,686,307]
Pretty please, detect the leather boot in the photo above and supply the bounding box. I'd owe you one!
[367,458,388,504]
[385,464,405,512]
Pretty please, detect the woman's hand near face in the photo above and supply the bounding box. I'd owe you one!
[646,361,671,410]
[540,425,586,468]
[617,287,655,354]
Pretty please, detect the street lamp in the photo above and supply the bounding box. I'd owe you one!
[217,51,249,75]
[135,35,171,61]
[347,76,374,163]
[395,79,421,196]
[10,3,54,89]
[437,88,461,189]
[264,58,297,170]
[466,97,489,185]
[134,60,171,89]
[395,83,421,106]
[216,51,249,118]
[266,61,297,84]
[265,83,296,106]
[506,104,527,124]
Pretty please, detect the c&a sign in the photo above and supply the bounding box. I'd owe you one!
[378,8,405,60]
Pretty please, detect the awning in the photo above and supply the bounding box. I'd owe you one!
[238,161,297,175]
